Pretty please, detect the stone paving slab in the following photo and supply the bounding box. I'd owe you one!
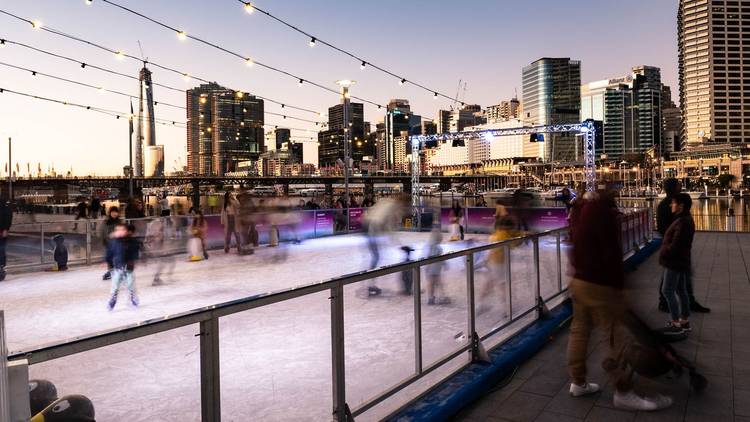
[453,232,748,422]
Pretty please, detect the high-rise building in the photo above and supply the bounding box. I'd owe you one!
[283,141,304,164]
[421,120,437,135]
[632,66,663,153]
[383,99,412,170]
[485,98,521,122]
[679,0,750,146]
[135,66,156,177]
[317,101,371,168]
[274,128,291,150]
[522,58,581,161]
[186,83,264,176]
[661,84,682,153]
[436,110,452,134]
[144,145,164,177]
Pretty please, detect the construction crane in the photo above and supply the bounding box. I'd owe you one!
[408,121,598,225]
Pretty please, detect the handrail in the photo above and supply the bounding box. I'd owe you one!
[8,226,567,363]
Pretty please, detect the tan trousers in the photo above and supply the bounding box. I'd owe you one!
[567,278,631,391]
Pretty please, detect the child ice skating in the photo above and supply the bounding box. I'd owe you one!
[52,234,68,271]
[105,223,140,310]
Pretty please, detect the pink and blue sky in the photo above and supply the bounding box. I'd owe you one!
[0,0,679,175]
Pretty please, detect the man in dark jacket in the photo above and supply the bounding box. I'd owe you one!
[100,206,122,280]
[659,193,696,335]
[0,197,12,281]
[567,191,670,411]
[656,178,709,313]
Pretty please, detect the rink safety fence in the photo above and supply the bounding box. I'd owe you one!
[3,206,644,272]
[3,208,652,422]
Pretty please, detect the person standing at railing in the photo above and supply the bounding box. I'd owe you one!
[221,191,242,254]
[450,199,465,240]
[0,196,12,281]
[655,179,709,314]
[476,216,516,315]
[425,228,450,305]
[567,190,671,411]
[73,197,88,231]
[100,206,122,281]
[659,193,696,336]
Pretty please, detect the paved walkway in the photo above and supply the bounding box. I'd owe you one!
[454,232,750,422]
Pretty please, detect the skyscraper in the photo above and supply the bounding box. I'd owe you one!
[274,128,291,150]
[436,110,451,134]
[383,99,412,170]
[522,58,581,161]
[186,83,264,176]
[317,101,370,169]
[135,66,156,177]
[679,0,750,146]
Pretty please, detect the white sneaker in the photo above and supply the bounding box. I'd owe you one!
[569,382,600,397]
[614,390,671,411]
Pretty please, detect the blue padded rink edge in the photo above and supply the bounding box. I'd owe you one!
[388,238,661,422]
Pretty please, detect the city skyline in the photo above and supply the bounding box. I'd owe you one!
[0,0,679,175]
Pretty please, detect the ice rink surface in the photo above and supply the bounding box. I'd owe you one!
[0,231,569,421]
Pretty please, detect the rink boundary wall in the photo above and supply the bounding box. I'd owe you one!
[386,238,660,422]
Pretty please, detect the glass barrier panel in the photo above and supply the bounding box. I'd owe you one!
[508,237,536,319]
[6,223,43,268]
[39,221,88,266]
[343,273,415,409]
[220,291,332,421]
[473,246,511,338]
[26,324,200,421]
[419,255,468,368]
[538,234,561,301]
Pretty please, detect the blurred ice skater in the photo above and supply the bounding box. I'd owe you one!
[426,228,450,305]
[145,217,175,285]
[362,197,407,296]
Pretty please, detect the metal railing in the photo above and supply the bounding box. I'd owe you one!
[693,214,750,233]
[4,209,652,421]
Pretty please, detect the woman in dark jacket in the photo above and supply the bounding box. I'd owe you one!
[659,193,695,335]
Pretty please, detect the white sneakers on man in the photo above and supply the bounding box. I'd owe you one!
[569,382,600,397]
[613,390,673,411]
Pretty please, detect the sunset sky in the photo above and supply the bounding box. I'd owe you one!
[0,0,679,175]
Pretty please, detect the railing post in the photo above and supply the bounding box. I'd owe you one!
[465,254,482,362]
[533,237,542,319]
[40,225,45,264]
[413,266,422,374]
[199,317,220,422]
[505,245,512,319]
[556,231,562,292]
[330,284,349,421]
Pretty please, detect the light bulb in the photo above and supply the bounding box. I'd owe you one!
[115,51,125,60]
[399,78,406,86]
[434,92,438,99]
[298,79,303,87]
[85,0,93,4]
[97,87,105,94]
[31,20,43,30]
[360,61,366,70]
[244,2,254,14]
[0,39,5,48]
[182,73,191,82]
[309,37,316,47]
[177,31,187,41]
[81,62,86,68]
[245,58,254,67]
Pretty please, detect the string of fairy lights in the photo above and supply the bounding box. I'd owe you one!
[0,86,186,127]
[0,1,462,154]
[0,10,327,122]
[0,37,323,127]
[236,0,469,107]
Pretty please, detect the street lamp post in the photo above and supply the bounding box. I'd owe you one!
[336,80,355,231]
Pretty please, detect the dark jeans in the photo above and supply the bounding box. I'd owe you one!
[659,266,695,303]
[661,268,691,321]
[0,236,6,267]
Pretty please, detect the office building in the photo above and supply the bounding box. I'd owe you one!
[485,98,521,122]
[143,145,164,177]
[522,58,581,161]
[186,82,264,176]
[382,99,413,170]
[662,84,682,153]
[283,141,304,164]
[135,66,157,177]
[580,66,663,158]
[679,0,750,146]
[436,110,452,134]
[317,101,372,168]
[273,128,291,150]
[421,120,437,135]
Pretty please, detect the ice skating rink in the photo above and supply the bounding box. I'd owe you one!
[0,231,569,421]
